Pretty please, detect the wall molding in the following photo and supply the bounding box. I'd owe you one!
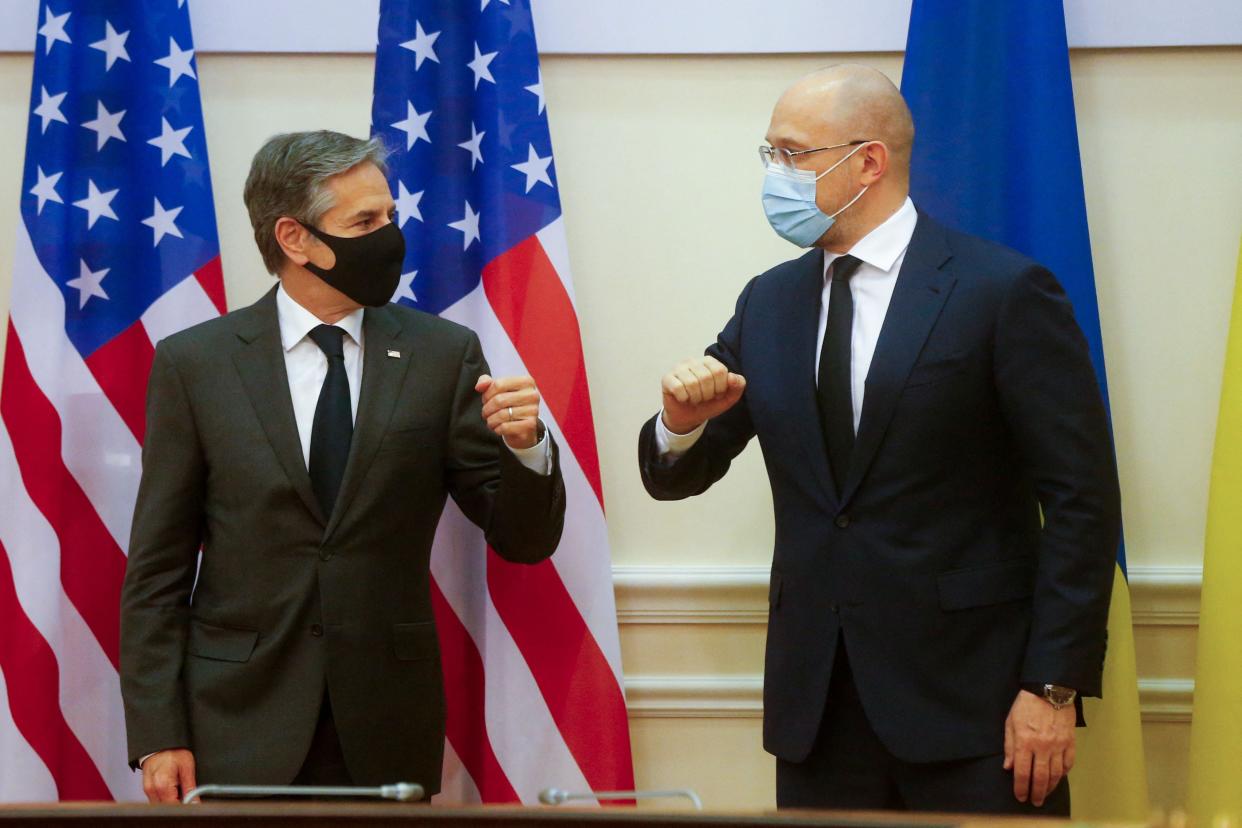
[624,674,1195,723]
[625,676,764,719]
[613,565,769,625]
[615,564,1200,723]
[1137,678,1196,723]
[614,564,1203,627]
[1127,565,1203,627]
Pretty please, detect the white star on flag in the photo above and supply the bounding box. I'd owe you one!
[33,86,67,134]
[148,117,193,166]
[447,201,481,250]
[154,37,197,87]
[38,7,71,55]
[66,259,110,309]
[391,101,432,149]
[72,180,119,229]
[525,70,546,114]
[29,167,63,215]
[480,0,511,9]
[141,198,185,246]
[394,181,423,227]
[90,21,131,71]
[399,21,440,70]
[511,144,554,193]
[395,270,418,303]
[458,123,485,170]
[467,43,498,89]
[82,100,127,151]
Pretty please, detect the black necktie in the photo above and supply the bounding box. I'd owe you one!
[817,255,863,497]
[307,324,352,517]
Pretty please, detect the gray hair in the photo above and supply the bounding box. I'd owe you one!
[243,130,391,274]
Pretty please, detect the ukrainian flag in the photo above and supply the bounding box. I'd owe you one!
[1187,238,1242,821]
[900,1,1148,818]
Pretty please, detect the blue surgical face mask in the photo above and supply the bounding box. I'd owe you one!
[761,142,869,247]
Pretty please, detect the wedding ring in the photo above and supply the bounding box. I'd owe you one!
[508,406,514,421]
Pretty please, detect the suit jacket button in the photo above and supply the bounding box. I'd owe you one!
[319,549,332,562]
[310,623,324,637]
[830,604,840,613]
[835,514,850,528]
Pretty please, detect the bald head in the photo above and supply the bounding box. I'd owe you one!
[770,64,915,179]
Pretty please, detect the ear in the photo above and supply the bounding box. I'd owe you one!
[858,141,890,186]
[274,216,313,266]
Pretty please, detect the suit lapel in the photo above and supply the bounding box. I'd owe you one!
[839,215,956,507]
[782,249,840,505]
[324,304,414,540]
[231,287,325,524]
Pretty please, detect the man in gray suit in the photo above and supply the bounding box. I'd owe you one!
[120,131,566,803]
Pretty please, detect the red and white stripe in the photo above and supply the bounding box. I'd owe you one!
[430,227,633,803]
[0,221,223,802]
[0,214,631,802]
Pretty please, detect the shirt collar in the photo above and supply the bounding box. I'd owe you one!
[823,196,918,280]
[275,282,365,353]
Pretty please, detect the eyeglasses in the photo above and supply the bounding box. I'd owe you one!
[758,140,870,171]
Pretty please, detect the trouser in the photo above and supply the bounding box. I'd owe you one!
[291,692,353,786]
[775,639,1070,816]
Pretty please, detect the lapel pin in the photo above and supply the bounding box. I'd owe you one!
[387,349,401,359]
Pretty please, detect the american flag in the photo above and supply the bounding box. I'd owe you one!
[0,0,223,801]
[371,0,634,803]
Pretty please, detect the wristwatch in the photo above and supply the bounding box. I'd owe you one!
[1022,682,1078,710]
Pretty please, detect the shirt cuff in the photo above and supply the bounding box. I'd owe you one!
[654,410,707,460]
[506,421,552,476]
[138,752,156,769]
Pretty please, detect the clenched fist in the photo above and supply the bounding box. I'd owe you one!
[477,374,542,449]
[661,355,746,435]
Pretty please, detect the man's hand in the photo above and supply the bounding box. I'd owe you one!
[661,356,746,435]
[477,374,541,450]
[142,748,196,804]
[1003,690,1076,807]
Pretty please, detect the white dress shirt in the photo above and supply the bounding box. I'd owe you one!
[277,284,364,466]
[657,197,919,456]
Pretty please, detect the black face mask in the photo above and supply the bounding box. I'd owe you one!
[300,220,406,308]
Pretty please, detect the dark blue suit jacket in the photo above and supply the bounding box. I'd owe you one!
[638,211,1120,764]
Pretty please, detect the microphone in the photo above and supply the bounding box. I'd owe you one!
[182,781,424,805]
[538,787,703,810]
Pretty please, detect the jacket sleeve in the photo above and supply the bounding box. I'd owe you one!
[445,332,566,564]
[993,265,1121,697]
[119,341,204,765]
[638,276,759,500]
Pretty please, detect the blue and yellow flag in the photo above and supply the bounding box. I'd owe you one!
[1187,237,1242,821]
[900,1,1148,819]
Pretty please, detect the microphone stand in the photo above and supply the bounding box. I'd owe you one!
[182,781,424,805]
[539,787,703,810]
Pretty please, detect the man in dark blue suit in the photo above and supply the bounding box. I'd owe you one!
[638,65,1119,814]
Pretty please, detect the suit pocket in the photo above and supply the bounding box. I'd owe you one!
[768,571,782,609]
[187,619,259,663]
[905,353,967,389]
[393,621,438,662]
[937,559,1035,611]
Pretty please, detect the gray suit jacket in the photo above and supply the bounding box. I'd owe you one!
[119,287,565,792]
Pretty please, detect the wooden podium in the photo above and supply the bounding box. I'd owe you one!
[0,803,1083,828]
